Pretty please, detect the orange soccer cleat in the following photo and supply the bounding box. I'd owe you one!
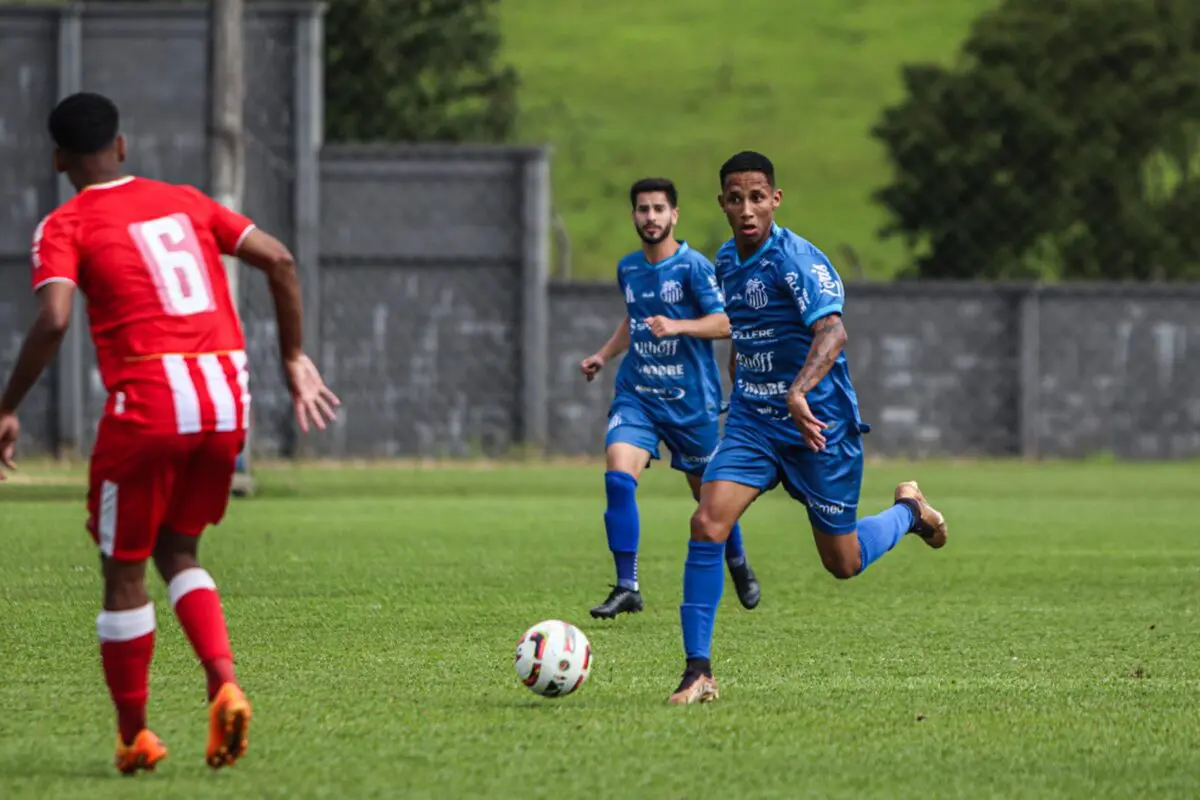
[896,480,948,549]
[114,729,168,775]
[206,682,252,769]
[667,669,719,705]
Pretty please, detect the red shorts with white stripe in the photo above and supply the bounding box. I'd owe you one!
[87,351,250,561]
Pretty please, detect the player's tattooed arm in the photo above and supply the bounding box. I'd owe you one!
[786,314,846,450]
[790,314,847,395]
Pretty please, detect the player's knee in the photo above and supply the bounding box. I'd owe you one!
[690,508,730,543]
[819,552,861,580]
[101,557,150,609]
[152,527,200,581]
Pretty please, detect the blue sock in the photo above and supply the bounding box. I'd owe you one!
[603,471,640,590]
[680,540,725,660]
[855,503,915,573]
[725,522,747,567]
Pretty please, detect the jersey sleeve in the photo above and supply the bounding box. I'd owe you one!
[184,186,256,255]
[689,257,726,315]
[30,212,80,292]
[776,250,845,327]
[616,261,634,312]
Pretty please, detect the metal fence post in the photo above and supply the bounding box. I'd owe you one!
[209,0,252,490]
[54,5,84,461]
[1018,284,1042,459]
[293,2,325,460]
[521,149,552,453]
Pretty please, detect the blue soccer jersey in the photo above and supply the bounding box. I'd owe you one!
[611,242,726,429]
[715,224,865,445]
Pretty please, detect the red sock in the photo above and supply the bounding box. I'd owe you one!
[169,568,236,700]
[96,604,157,745]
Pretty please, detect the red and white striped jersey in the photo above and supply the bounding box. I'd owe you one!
[31,177,254,434]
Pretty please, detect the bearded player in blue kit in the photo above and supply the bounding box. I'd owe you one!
[667,152,950,704]
[581,178,761,620]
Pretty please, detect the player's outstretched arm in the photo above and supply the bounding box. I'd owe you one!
[786,314,848,452]
[236,228,340,432]
[236,229,303,359]
[581,316,630,382]
[0,281,75,478]
[646,312,730,340]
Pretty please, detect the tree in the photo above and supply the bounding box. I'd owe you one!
[871,0,1200,280]
[324,0,517,143]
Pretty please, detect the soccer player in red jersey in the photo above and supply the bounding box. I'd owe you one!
[0,92,340,774]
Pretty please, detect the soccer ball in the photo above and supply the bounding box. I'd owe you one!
[514,619,593,698]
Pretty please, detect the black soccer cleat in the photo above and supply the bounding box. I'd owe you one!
[728,561,761,610]
[589,585,644,619]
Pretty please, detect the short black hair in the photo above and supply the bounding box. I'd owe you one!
[629,177,677,209]
[719,151,775,187]
[48,92,120,156]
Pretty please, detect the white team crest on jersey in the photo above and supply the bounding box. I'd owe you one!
[745,278,769,310]
[660,279,683,304]
[624,284,635,304]
[709,274,725,303]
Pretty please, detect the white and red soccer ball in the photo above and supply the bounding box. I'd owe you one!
[514,619,592,698]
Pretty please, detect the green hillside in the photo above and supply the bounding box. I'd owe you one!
[500,0,997,280]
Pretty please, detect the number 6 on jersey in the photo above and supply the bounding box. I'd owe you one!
[129,213,216,316]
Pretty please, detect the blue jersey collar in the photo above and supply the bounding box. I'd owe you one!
[733,224,780,269]
[642,240,690,269]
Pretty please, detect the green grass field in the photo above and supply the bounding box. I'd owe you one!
[500,0,998,280]
[2,460,1197,798]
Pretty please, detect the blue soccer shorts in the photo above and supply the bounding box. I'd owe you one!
[702,416,864,535]
[604,400,719,476]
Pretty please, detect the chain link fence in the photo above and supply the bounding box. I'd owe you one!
[314,145,547,459]
[238,5,306,458]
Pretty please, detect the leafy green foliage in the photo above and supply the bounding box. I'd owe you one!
[873,0,1200,279]
[325,0,517,143]
[499,0,995,279]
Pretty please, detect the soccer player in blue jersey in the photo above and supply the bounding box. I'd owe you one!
[667,152,949,704]
[581,177,761,619]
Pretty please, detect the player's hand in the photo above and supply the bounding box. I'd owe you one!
[580,354,606,382]
[787,389,827,452]
[284,354,341,433]
[645,316,679,338]
[0,413,19,481]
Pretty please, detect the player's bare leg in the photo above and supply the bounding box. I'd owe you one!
[670,480,761,705]
[153,528,251,769]
[687,472,760,610]
[810,482,948,580]
[810,528,866,579]
[98,556,168,774]
[590,442,651,619]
